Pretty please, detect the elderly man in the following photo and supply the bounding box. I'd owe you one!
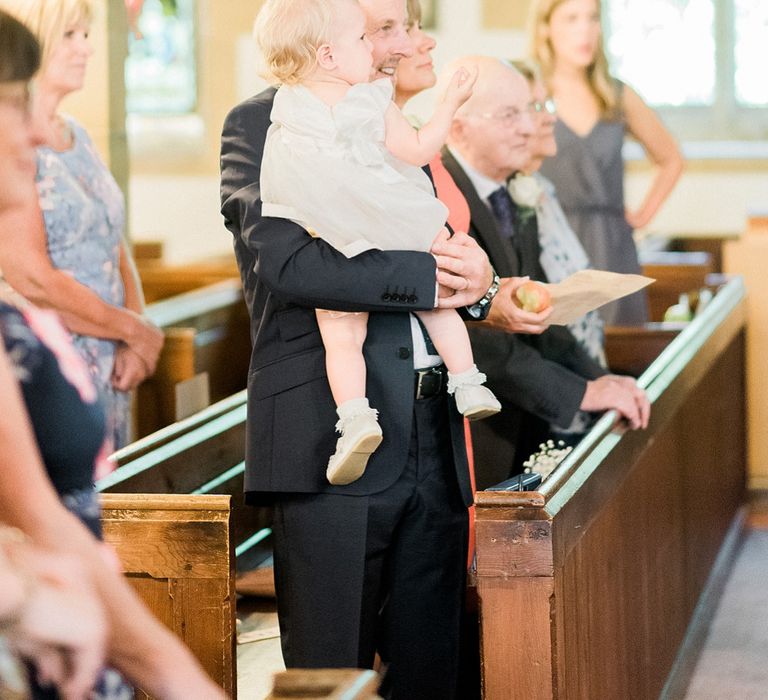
[442,57,650,486]
[219,4,498,699]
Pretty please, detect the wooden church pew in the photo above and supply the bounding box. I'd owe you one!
[137,253,240,304]
[100,394,269,565]
[640,250,714,321]
[474,277,747,699]
[100,493,236,698]
[135,279,250,438]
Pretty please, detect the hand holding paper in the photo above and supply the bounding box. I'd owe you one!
[539,270,655,326]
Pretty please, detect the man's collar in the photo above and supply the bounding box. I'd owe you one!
[446,147,506,205]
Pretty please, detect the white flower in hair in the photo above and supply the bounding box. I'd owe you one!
[508,173,543,209]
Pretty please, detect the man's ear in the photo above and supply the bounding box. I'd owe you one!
[316,43,336,71]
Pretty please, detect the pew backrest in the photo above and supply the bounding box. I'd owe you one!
[640,250,714,321]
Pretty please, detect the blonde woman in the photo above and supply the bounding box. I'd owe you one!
[0,9,224,699]
[0,0,163,450]
[529,0,684,325]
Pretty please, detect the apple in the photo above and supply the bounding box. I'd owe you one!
[515,281,551,313]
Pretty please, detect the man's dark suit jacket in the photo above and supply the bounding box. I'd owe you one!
[219,87,472,506]
[441,148,607,488]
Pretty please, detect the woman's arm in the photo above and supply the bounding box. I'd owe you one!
[384,67,476,167]
[118,239,145,314]
[0,203,162,374]
[0,348,224,699]
[623,85,685,229]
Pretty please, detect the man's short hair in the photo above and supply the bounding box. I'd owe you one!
[0,8,40,83]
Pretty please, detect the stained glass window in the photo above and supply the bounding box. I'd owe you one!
[125,0,197,114]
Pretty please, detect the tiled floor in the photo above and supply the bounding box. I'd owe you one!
[237,597,284,699]
[683,522,768,698]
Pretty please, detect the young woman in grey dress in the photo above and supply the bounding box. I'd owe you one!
[0,0,163,450]
[528,0,684,326]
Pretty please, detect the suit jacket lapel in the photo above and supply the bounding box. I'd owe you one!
[440,148,517,278]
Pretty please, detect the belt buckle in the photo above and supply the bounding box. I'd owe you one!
[415,366,443,400]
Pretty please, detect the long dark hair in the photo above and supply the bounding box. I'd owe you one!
[0,9,40,84]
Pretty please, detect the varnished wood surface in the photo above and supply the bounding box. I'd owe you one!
[640,250,713,321]
[136,279,250,438]
[267,669,381,699]
[475,278,747,699]
[101,493,236,698]
[137,255,239,304]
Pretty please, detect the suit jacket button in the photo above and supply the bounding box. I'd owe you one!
[408,294,417,303]
[398,347,411,360]
[391,293,401,302]
[382,293,391,301]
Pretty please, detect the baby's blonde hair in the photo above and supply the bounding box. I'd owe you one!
[0,0,92,70]
[254,0,345,85]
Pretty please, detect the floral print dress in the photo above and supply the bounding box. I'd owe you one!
[0,301,132,699]
[36,116,130,449]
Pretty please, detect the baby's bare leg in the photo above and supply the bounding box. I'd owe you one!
[415,309,501,421]
[414,308,473,374]
[315,309,369,406]
[315,309,382,485]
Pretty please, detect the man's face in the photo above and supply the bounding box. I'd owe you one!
[456,68,535,182]
[358,0,413,82]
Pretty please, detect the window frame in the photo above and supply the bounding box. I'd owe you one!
[606,0,768,141]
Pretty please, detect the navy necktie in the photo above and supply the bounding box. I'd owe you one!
[488,186,517,241]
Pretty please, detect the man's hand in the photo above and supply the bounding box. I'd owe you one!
[431,231,493,309]
[484,276,552,334]
[580,375,651,430]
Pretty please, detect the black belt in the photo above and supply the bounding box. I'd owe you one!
[414,365,447,400]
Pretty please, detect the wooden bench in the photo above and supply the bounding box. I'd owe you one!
[101,493,236,698]
[267,670,381,699]
[137,254,240,304]
[640,250,714,321]
[136,279,251,438]
[103,391,271,570]
[474,277,747,699]
[605,322,683,376]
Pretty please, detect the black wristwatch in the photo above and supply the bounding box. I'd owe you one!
[467,270,500,320]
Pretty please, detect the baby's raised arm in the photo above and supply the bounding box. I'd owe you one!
[384,66,477,167]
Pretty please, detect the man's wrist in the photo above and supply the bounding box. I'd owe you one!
[467,269,500,320]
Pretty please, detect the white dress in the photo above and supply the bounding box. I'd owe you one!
[261,79,448,258]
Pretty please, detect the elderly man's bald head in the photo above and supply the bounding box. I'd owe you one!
[440,56,535,182]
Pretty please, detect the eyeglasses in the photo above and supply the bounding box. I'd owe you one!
[532,98,557,115]
[471,104,535,125]
[0,83,33,121]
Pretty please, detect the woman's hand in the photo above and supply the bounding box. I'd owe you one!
[7,546,107,700]
[625,208,650,230]
[111,344,151,392]
[125,313,164,376]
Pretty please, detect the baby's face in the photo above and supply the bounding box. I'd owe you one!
[330,2,375,85]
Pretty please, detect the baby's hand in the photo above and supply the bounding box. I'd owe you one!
[444,66,478,110]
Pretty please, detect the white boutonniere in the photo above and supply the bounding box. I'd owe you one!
[508,173,543,227]
[508,173,543,208]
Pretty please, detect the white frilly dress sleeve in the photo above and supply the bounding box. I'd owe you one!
[260,79,448,258]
